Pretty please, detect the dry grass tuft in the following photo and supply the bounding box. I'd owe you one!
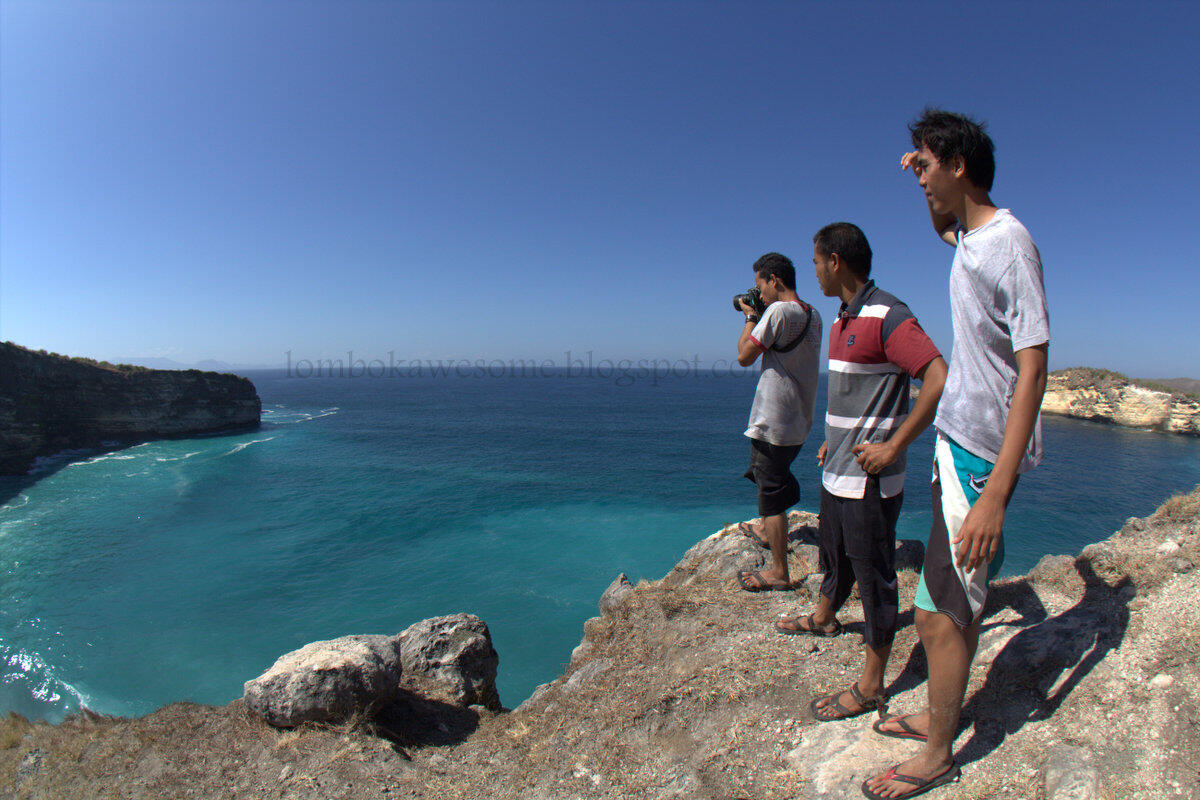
[0,713,30,749]
[1154,485,1200,522]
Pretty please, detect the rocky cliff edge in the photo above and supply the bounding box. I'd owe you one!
[1043,368,1200,436]
[3,487,1199,799]
[0,342,261,475]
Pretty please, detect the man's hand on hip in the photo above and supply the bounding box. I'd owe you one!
[852,441,899,475]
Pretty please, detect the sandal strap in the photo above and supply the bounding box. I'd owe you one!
[806,614,841,635]
[815,694,855,720]
[886,772,928,787]
[879,763,959,790]
[849,684,888,711]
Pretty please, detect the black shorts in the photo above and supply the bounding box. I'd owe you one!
[817,476,903,649]
[743,438,802,517]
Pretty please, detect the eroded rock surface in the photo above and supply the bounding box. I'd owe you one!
[242,614,501,729]
[396,614,501,711]
[243,635,403,727]
[1042,368,1200,435]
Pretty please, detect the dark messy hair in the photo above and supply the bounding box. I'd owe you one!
[909,107,995,191]
[813,222,872,280]
[752,252,795,290]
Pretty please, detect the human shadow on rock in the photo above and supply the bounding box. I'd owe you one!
[884,577,1051,701]
[955,560,1131,766]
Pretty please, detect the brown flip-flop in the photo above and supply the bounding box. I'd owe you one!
[872,713,928,742]
[809,684,888,722]
[775,612,842,637]
[738,570,792,592]
[736,521,770,549]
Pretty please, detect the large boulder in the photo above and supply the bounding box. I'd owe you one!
[397,614,501,711]
[242,634,402,727]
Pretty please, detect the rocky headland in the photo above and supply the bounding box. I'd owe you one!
[4,484,1199,799]
[0,342,261,476]
[1042,367,1200,436]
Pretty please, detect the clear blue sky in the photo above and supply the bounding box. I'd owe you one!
[3,1,1197,375]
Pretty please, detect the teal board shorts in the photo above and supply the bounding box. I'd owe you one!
[915,433,1006,627]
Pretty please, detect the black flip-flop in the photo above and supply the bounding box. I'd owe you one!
[809,684,888,722]
[873,713,928,742]
[736,521,770,549]
[738,570,792,592]
[861,762,960,800]
[775,613,842,637]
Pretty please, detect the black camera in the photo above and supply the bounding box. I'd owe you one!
[733,287,767,318]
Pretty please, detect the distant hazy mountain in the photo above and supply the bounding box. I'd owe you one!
[1139,377,1200,397]
[113,356,282,371]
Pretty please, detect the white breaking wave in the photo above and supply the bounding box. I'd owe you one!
[155,451,203,462]
[66,452,140,468]
[0,494,31,514]
[261,406,338,426]
[223,437,276,456]
[1,644,89,709]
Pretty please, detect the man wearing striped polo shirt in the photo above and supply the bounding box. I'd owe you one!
[778,222,948,726]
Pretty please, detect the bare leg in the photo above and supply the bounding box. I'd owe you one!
[875,614,980,738]
[864,608,965,797]
[876,615,980,738]
[759,512,789,584]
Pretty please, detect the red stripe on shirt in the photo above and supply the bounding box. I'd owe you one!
[827,316,886,363]
[882,317,941,378]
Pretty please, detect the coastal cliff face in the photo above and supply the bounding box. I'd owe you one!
[4,488,1199,799]
[1042,368,1200,435]
[0,342,261,475]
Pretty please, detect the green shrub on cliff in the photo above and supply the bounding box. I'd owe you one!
[1053,367,1199,401]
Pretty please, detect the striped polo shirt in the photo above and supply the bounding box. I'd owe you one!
[824,281,941,499]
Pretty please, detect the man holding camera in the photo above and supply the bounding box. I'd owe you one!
[735,252,822,591]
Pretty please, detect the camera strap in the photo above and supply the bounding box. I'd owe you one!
[770,301,814,353]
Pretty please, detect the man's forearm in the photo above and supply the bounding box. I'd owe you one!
[887,358,947,452]
[926,199,957,240]
[980,345,1048,504]
[737,318,755,350]
[736,318,762,367]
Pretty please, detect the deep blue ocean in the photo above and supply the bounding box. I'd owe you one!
[3,369,1199,723]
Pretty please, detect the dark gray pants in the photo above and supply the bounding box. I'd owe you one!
[744,438,801,517]
[817,476,902,649]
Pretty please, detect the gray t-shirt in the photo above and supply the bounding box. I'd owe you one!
[744,299,822,446]
[934,209,1050,470]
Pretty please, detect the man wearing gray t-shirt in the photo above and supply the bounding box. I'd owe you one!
[735,252,822,592]
[863,110,1049,800]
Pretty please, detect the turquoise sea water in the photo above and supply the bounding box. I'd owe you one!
[3,370,1199,723]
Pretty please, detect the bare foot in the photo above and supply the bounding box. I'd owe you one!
[863,752,957,799]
